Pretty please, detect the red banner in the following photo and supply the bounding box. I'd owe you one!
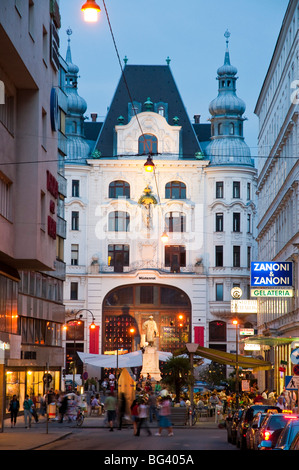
[194,326,204,346]
[89,325,99,354]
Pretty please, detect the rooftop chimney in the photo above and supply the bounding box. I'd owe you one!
[194,114,201,124]
[91,113,98,122]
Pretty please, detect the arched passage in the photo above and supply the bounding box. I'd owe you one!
[102,284,191,355]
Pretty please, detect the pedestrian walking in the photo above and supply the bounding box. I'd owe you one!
[155,396,174,436]
[135,399,151,436]
[130,399,139,436]
[9,395,20,427]
[105,391,117,432]
[58,393,69,423]
[23,395,33,428]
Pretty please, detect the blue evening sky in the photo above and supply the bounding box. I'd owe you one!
[59,0,289,155]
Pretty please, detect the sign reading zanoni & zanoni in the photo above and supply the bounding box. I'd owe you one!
[250,262,293,287]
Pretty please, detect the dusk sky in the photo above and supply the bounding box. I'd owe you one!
[59,0,289,156]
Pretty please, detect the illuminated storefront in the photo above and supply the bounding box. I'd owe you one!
[5,368,60,413]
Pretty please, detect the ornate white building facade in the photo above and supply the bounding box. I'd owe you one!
[63,33,258,379]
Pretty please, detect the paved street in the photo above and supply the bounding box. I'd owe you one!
[36,425,234,452]
[0,413,236,453]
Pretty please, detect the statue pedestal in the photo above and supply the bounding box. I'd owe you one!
[141,346,161,381]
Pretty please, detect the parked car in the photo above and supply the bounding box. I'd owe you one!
[270,415,299,450]
[246,412,267,450]
[289,431,299,450]
[258,413,299,450]
[236,405,281,450]
[226,409,243,444]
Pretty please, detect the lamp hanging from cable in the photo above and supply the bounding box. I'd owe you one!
[81,0,101,22]
[144,154,155,173]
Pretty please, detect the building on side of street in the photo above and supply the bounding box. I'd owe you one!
[254,0,299,393]
[62,31,258,383]
[0,0,66,427]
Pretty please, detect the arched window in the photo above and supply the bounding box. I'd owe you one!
[138,134,158,155]
[165,181,186,199]
[158,106,165,117]
[229,122,234,135]
[165,212,186,232]
[109,180,130,198]
[218,123,223,135]
[108,211,130,232]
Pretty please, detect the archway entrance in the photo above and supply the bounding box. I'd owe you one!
[102,284,191,355]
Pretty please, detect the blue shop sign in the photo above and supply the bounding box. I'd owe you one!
[250,262,293,287]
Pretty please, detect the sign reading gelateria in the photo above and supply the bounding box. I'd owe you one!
[250,262,293,287]
[251,288,294,297]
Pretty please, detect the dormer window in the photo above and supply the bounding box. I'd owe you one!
[158,106,165,117]
[128,102,141,121]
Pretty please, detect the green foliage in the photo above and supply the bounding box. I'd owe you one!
[161,355,193,402]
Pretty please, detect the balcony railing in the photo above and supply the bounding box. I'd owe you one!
[95,260,197,274]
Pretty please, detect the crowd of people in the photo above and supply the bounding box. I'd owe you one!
[7,370,298,431]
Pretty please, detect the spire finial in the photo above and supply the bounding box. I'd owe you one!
[66,28,73,64]
[67,27,72,42]
[166,56,171,66]
[224,29,230,49]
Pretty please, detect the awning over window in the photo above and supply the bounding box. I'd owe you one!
[240,336,299,347]
[176,345,273,371]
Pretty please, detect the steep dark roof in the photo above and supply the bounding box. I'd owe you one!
[83,121,103,142]
[193,123,211,142]
[94,64,202,159]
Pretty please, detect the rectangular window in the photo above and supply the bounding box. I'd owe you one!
[247,182,251,200]
[216,182,223,198]
[247,213,251,233]
[42,108,47,150]
[72,180,80,197]
[71,244,79,266]
[28,0,34,40]
[233,246,240,267]
[140,286,154,304]
[40,190,46,231]
[215,246,223,267]
[70,282,78,300]
[108,244,129,272]
[165,245,186,272]
[165,212,186,232]
[247,246,251,268]
[0,93,14,135]
[233,213,240,232]
[0,172,12,221]
[216,283,223,301]
[42,25,48,65]
[233,181,240,198]
[71,211,79,230]
[215,213,223,232]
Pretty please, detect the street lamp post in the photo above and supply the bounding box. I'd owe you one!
[68,309,96,391]
[186,343,199,426]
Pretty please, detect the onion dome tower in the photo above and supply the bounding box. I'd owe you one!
[205,31,253,166]
[65,28,91,163]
